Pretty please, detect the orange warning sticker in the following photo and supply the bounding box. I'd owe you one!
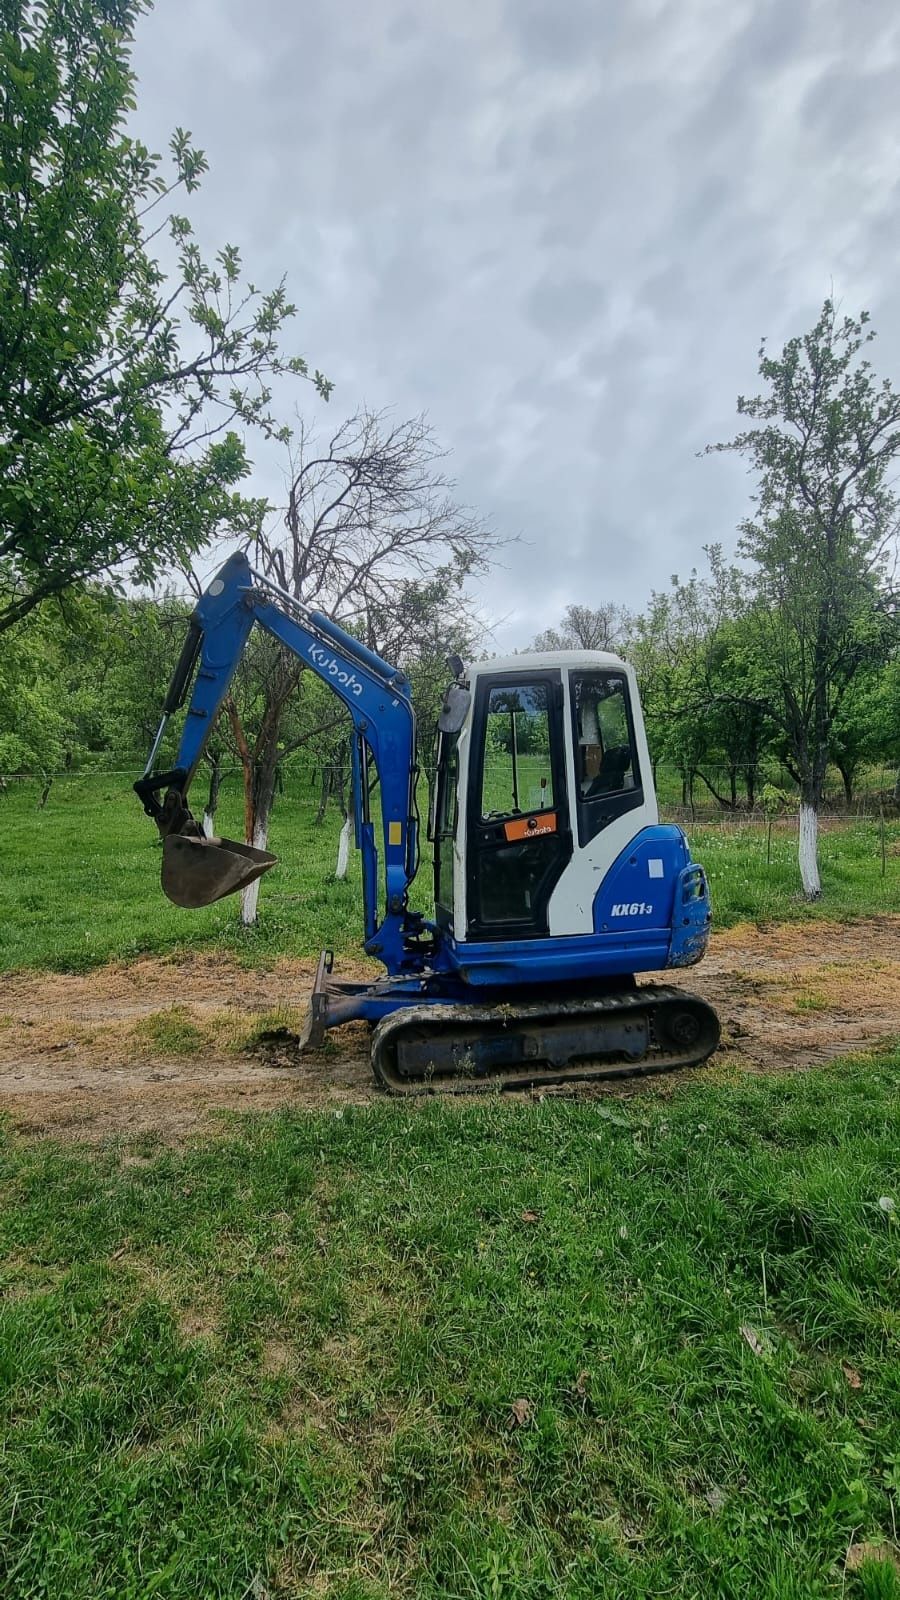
[503,812,558,842]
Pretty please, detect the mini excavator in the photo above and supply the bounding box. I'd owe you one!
[135,552,719,1093]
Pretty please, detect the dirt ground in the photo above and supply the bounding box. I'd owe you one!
[0,916,898,1141]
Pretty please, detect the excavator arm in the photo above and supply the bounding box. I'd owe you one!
[134,550,422,970]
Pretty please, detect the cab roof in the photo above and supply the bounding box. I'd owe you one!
[467,648,630,679]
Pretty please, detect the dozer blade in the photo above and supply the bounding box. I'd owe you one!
[162,833,277,908]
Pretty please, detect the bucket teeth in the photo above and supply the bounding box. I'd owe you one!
[161,833,277,908]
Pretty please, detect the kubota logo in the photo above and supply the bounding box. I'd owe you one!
[308,644,364,697]
[611,902,654,917]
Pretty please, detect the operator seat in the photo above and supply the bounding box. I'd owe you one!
[585,745,631,797]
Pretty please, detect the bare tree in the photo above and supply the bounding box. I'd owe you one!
[533,602,630,654]
[226,409,494,924]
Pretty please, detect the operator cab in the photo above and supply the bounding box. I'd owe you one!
[431,651,654,945]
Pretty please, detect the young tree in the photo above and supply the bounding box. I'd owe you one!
[0,0,328,634]
[222,410,494,925]
[708,301,899,897]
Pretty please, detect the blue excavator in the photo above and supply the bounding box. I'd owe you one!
[135,551,719,1093]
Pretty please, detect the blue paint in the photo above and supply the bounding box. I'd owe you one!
[667,863,713,968]
[440,930,672,987]
[163,551,419,972]
[592,825,689,934]
[307,608,408,687]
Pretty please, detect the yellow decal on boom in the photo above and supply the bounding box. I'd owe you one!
[388,821,403,847]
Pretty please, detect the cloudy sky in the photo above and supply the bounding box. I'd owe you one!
[132,0,900,649]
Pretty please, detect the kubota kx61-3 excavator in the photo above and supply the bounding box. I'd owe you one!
[135,551,719,1093]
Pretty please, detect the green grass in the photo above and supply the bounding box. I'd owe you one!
[0,774,380,972]
[690,819,898,926]
[1,1051,900,1597]
[0,777,896,973]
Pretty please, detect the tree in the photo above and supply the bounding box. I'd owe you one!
[845,652,900,802]
[366,567,486,813]
[0,570,68,785]
[708,301,899,897]
[220,410,494,925]
[626,554,772,810]
[0,0,328,634]
[827,665,887,807]
[533,602,629,653]
[0,577,192,780]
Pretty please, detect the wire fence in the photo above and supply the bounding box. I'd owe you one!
[2,760,898,825]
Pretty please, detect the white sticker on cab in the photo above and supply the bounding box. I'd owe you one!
[648,858,664,879]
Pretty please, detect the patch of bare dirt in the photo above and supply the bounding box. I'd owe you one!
[696,915,900,1073]
[0,919,897,1141]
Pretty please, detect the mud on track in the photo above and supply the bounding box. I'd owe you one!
[0,917,897,1141]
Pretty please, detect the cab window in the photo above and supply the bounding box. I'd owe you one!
[570,672,642,842]
[481,683,554,820]
[436,732,459,834]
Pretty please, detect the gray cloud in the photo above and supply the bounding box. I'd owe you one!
[132,0,900,647]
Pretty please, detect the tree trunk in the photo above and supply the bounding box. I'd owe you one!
[729,767,738,809]
[226,694,283,930]
[333,769,353,878]
[335,814,352,879]
[240,755,278,934]
[894,764,900,804]
[202,753,222,838]
[315,765,330,825]
[240,817,272,927]
[798,788,821,900]
[836,762,853,808]
[746,766,756,811]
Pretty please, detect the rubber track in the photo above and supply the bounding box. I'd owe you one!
[370,985,720,1096]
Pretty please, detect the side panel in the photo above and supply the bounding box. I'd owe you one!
[591,825,689,934]
[439,826,711,987]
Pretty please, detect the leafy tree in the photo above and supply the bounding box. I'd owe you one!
[708,301,899,896]
[0,572,68,782]
[0,577,191,776]
[850,652,900,801]
[827,664,889,806]
[627,555,771,809]
[98,594,194,759]
[0,0,328,634]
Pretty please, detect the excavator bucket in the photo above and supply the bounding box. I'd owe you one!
[162,833,277,909]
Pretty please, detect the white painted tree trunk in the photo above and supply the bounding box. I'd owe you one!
[335,814,352,880]
[202,811,215,839]
[798,801,821,900]
[240,820,270,926]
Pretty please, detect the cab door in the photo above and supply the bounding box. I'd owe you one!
[466,672,572,940]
